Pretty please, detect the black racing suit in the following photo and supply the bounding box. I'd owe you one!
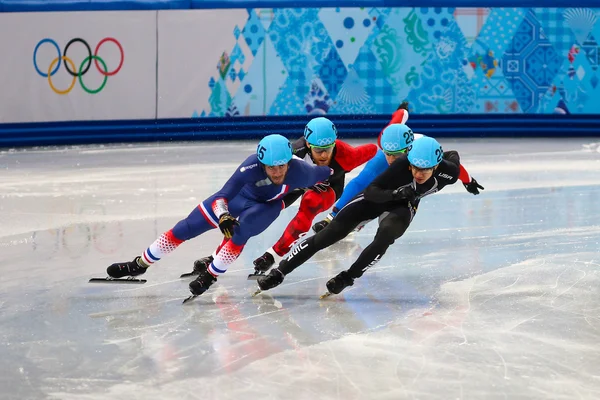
[277,151,461,278]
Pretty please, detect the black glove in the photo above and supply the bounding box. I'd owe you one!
[312,213,333,233]
[464,178,484,195]
[310,181,330,193]
[312,219,329,233]
[392,186,417,203]
[397,101,409,111]
[218,213,239,238]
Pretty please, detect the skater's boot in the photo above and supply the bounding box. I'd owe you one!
[257,268,284,291]
[253,252,275,273]
[193,255,214,274]
[107,256,148,278]
[312,213,333,233]
[189,268,217,296]
[326,270,354,295]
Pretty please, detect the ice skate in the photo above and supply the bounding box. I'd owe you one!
[321,270,354,298]
[183,268,217,303]
[248,251,275,280]
[180,255,214,278]
[89,256,148,284]
[253,268,285,296]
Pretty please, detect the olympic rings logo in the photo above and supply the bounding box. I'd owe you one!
[382,141,401,151]
[410,158,432,168]
[33,37,124,95]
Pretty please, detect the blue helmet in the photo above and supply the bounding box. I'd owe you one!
[257,134,293,166]
[380,124,415,154]
[304,117,337,148]
[407,136,443,168]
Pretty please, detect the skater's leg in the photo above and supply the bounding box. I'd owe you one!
[210,200,283,275]
[256,207,367,292]
[190,200,283,295]
[325,206,413,295]
[272,188,336,257]
[107,202,217,278]
[347,206,413,279]
[214,237,230,256]
[189,237,229,275]
[254,188,335,272]
[191,193,250,272]
[276,196,379,276]
[141,203,217,267]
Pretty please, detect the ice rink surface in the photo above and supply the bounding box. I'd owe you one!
[1,138,599,400]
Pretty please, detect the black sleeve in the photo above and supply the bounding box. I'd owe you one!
[442,150,460,168]
[282,189,305,208]
[292,137,308,158]
[363,157,405,203]
[330,177,345,199]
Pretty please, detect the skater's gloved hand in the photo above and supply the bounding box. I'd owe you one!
[218,213,239,238]
[464,178,484,195]
[310,181,330,193]
[392,186,417,203]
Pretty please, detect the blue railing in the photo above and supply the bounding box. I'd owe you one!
[2,0,600,12]
[1,114,598,148]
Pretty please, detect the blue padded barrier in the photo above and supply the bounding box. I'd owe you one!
[189,0,598,8]
[4,0,600,12]
[1,114,598,148]
[1,0,190,12]
[383,0,600,5]
[190,0,384,9]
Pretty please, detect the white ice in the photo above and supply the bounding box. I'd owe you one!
[0,138,599,400]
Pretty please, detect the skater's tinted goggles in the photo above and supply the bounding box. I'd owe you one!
[310,143,335,154]
[383,148,407,156]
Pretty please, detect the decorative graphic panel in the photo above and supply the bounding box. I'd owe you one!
[157,7,600,118]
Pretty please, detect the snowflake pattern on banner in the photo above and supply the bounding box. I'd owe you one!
[454,8,491,47]
[200,7,600,116]
[318,8,376,68]
[233,35,287,116]
[407,10,470,113]
[243,9,267,57]
[351,46,399,114]
[318,47,348,101]
[304,78,333,115]
[370,8,430,103]
[268,9,333,81]
[502,10,563,113]
[329,67,375,114]
[269,71,306,115]
[208,78,232,117]
[471,67,522,113]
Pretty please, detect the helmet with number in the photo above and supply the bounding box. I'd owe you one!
[380,124,415,154]
[407,136,443,169]
[304,117,337,148]
[256,134,293,166]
